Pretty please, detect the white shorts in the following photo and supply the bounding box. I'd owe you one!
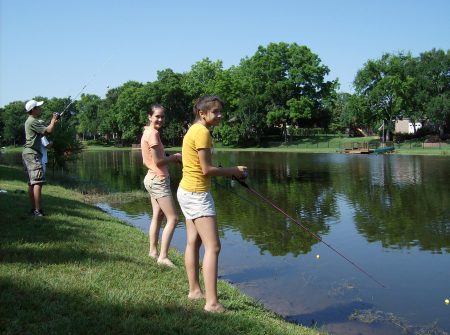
[176,186,216,220]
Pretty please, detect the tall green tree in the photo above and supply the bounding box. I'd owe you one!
[0,107,5,146]
[2,101,26,146]
[113,81,147,143]
[329,92,349,133]
[223,42,337,144]
[98,86,122,141]
[414,49,450,137]
[42,97,83,169]
[181,58,224,99]
[152,69,191,145]
[354,52,414,141]
[340,94,372,135]
[76,94,102,140]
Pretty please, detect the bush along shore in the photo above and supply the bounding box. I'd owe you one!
[0,165,322,335]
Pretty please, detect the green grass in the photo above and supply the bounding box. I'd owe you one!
[0,165,322,335]
[4,135,448,156]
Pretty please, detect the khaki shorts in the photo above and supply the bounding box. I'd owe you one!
[176,186,216,220]
[22,153,45,185]
[144,174,172,199]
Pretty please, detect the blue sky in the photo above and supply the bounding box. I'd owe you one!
[1,0,449,107]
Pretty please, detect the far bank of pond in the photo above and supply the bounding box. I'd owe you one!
[3,135,450,156]
[84,138,450,156]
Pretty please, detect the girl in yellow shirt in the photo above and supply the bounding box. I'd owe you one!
[177,96,247,313]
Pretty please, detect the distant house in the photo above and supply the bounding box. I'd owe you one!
[395,119,422,134]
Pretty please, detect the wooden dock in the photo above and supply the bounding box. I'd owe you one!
[341,141,394,154]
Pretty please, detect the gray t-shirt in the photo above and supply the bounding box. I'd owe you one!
[23,116,47,156]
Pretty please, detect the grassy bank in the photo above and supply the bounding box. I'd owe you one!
[69,137,450,156]
[0,165,321,335]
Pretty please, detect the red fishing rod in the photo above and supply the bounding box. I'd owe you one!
[232,176,386,288]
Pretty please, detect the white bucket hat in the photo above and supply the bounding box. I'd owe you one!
[25,100,44,112]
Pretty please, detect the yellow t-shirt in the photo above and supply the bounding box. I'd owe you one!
[179,123,212,192]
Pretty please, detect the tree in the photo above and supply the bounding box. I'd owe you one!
[223,42,337,144]
[181,58,224,99]
[329,92,349,133]
[41,97,83,169]
[76,94,102,140]
[113,81,147,143]
[98,86,122,141]
[353,52,414,141]
[2,101,26,146]
[340,94,372,136]
[0,107,5,146]
[152,69,191,145]
[414,49,450,137]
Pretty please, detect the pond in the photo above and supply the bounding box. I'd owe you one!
[3,150,450,334]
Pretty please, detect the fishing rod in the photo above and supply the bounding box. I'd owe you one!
[232,176,386,288]
[57,56,112,119]
[213,178,267,211]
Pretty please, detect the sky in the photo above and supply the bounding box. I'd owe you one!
[1,0,449,107]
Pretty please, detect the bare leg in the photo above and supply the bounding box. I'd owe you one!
[32,184,42,211]
[193,216,224,312]
[185,219,203,299]
[149,197,163,258]
[155,196,178,267]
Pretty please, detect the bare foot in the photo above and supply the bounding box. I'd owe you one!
[188,291,204,300]
[157,258,176,268]
[148,251,158,259]
[204,303,225,313]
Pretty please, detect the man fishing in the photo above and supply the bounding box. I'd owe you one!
[22,99,59,216]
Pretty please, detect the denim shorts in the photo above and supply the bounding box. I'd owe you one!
[176,186,216,220]
[144,174,172,199]
[22,153,45,185]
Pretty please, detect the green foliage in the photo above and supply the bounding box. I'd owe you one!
[352,49,450,139]
[413,49,450,136]
[76,94,102,139]
[97,86,122,140]
[354,53,415,138]
[2,45,448,148]
[162,122,185,146]
[232,42,337,144]
[43,97,83,168]
[2,101,27,146]
[181,58,224,98]
[113,81,147,143]
[0,108,4,145]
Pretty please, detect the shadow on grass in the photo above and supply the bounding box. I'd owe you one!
[0,184,142,266]
[0,278,193,334]
[0,164,27,186]
[0,277,290,335]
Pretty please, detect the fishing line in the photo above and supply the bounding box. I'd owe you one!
[213,178,267,211]
[58,55,113,118]
[232,176,386,288]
